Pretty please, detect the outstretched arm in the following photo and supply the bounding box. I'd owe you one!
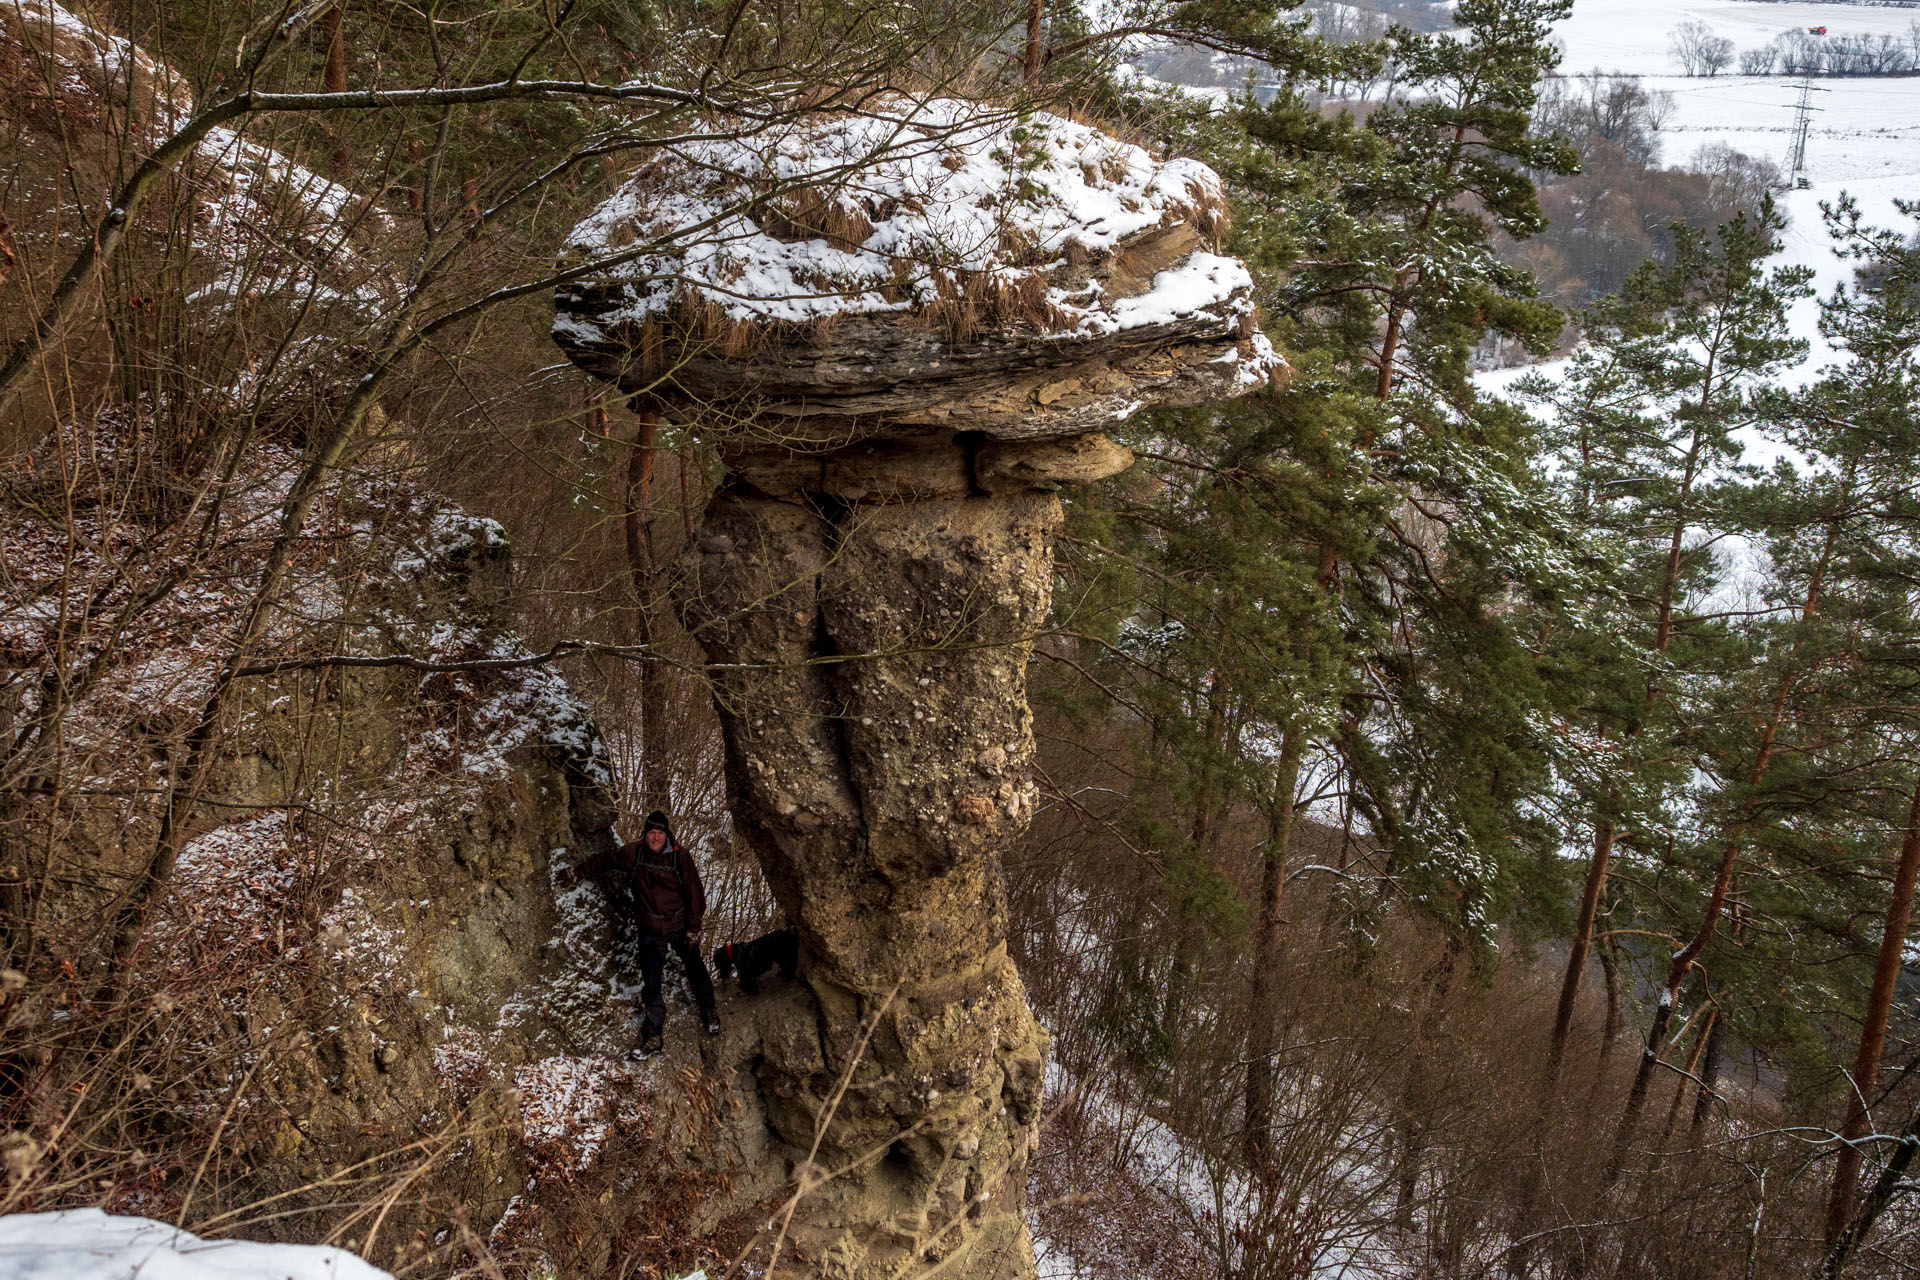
[557,843,623,887]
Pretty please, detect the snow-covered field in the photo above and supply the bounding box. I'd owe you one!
[1481,0,1920,416]
[1557,0,1919,70]
[1554,0,1920,185]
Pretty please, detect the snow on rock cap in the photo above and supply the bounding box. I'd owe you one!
[553,95,1282,441]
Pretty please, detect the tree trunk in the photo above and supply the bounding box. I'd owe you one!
[1547,819,1614,1090]
[1820,1106,1920,1280]
[1023,0,1045,81]
[1579,928,1625,1122]
[623,410,673,818]
[323,5,347,91]
[1597,928,1623,1062]
[1663,1005,1715,1141]
[322,4,348,170]
[1607,529,1836,1184]
[1376,297,1408,401]
[1605,867,1735,1184]
[1690,1005,1726,1136]
[1607,996,1673,1183]
[1823,766,1920,1244]
[1393,940,1460,1228]
[1508,821,1618,1275]
[1164,666,1229,1033]
[1244,726,1304,1165]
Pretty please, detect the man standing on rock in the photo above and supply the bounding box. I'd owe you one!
[558,809,721,1058]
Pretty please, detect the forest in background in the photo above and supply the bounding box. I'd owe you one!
[4,0,1920,1276]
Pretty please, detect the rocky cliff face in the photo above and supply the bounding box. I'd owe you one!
[555,96,1281,1280]
[677,470,1057,1279]
[0,420,789,1274]
[1,9,810,1272]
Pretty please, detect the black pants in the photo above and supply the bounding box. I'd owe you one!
[637,929,716,1040]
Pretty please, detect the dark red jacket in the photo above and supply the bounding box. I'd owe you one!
[574,835,705,934]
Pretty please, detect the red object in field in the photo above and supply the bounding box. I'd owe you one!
[1809,25,1827,34]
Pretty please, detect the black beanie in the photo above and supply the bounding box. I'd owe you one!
[642,809,670,835]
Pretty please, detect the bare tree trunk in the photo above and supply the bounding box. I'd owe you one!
[1023,0,1046,81]
[0,796,30,972]
[623,408,673,818]
[1376,295,1409,402]
[1662,1005,1715,1142]
[1596,928,1623,1067]
[1690,1005,1726,1136]
[323,4,348,170]
[1574,928,1626,1123]
[1244,725,1304,1165]
[1547,819,1614,1089]
[1021,0,1052,82]
[1605,872,1734,1184]
[1163,666,1228,1033]
[1188,666,1228,856]
[1511,827,1616,1275]
[323,5,347,91]
[1394,940,1460,1228]
[1823,767,1920,1244]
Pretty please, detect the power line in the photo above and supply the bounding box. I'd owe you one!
[1786,31,1832,187]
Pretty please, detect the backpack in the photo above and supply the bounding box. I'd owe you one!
[627,839,688,930]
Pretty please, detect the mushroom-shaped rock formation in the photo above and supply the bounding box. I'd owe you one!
[554,97,1280,1280]
[553,96,1279,440]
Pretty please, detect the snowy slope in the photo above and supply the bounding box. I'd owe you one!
[0,1211,390,1280]
[1479,176,1915,410]
[1553,0,1920,185]
[1483,2,1920,405]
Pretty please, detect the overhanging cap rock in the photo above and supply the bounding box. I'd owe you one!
[552,95,1283,441]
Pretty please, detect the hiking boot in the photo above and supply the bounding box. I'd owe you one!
[630,1034,663,1062]
[702,1010,722,1037]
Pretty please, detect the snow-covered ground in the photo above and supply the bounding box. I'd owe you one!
[1554,0,1920,185]
[0,1211,391,1280]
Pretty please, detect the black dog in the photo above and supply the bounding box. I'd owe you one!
[712,929,799,995]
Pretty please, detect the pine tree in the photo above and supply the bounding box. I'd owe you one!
[1754,197,1920,1250]
[1064,0,1595,1171]
[1569,202,1819,1182]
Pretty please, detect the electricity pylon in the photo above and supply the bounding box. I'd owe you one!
[1787,32,1827,188]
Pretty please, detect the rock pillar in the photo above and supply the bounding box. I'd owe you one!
[550,93,1283,1279]
[676,431,1104,1278]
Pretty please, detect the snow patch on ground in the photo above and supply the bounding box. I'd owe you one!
[0,1210,391,1280]
[513,1054,650,1180]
